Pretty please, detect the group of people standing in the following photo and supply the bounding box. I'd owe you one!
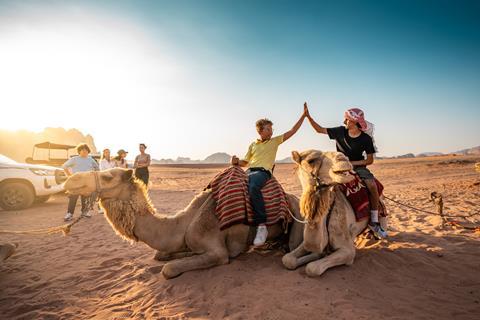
[62,143,151,221]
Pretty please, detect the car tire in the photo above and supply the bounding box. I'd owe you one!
[35,195,51,204]
[0,182,35,211]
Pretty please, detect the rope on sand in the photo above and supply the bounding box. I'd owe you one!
[383,194,480,231]
[0,215,85,236]
[383,195,480,219]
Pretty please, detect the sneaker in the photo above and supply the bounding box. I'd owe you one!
[81,211,93,218]
[253,225,268,246]
[368,222,388,239]
[64,212,73,221]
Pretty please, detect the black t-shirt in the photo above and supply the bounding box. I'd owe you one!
[327,126,376,162]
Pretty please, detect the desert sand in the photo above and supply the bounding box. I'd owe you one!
[1,155,479,319]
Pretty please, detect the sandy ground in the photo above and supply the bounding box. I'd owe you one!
[1,155,479,319]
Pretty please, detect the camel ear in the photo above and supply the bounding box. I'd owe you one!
[292,151,301,164]
[122,169,134,182]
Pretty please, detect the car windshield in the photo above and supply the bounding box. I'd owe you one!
[0,154,18,164]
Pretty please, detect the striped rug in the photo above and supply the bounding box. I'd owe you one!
[206,166,291,230]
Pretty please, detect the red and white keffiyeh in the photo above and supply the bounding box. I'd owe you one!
[344,108,378,152]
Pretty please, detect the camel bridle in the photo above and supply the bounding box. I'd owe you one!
[290,163,337,226]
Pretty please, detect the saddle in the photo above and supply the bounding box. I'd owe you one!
[338,174,387,221]
[206,166,291,230]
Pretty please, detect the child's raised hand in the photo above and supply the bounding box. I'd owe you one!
[230,155,239,165]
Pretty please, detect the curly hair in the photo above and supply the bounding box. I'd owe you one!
[255,118,273,132]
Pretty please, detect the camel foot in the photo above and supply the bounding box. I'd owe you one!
[282,254,298,270]
[161,263,182,279]
[305,263,326,277]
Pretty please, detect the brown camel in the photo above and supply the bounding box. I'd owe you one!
[63,168,303,279]
[282,150,387,277]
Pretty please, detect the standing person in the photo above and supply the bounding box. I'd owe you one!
[62,143,99,221]
[134,143,151,187]
[96,148,116,214]
[231,106,307,246]
[304,102,387,239]
[99,148,116,171]
[114,149,129,168]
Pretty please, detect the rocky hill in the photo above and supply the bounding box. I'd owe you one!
[0,128,97,163]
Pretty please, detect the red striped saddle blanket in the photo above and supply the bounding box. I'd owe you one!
[339,174,387,221]
[206,166,291,230]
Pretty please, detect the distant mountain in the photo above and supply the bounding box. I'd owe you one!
[416,152,444,157]
[203,152,231,164]
[395,153,415,159]
[153,152,232,164]
[452,146,480,155]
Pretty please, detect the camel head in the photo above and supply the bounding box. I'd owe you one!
[291,150,354,233]
[291,150,354,191]
[64,168,135,200]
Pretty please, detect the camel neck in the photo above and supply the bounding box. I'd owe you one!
[133,212,190,253]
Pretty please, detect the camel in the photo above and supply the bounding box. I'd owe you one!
[282,150,387,277]
[63,168,303,279]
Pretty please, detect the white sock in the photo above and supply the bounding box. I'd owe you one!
[370,210,379,223]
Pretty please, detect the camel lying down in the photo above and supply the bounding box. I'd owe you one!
[282,150,387,277]
[64,168,303,279]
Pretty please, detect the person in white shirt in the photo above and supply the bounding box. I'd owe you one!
[99,149,116,171]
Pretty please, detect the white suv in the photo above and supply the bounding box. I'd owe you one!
[0,154,66,210]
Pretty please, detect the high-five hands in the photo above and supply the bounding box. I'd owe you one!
[303,102,310,118]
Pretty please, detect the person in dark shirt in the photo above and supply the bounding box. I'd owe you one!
[304,103,387,239]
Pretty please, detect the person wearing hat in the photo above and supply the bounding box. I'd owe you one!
[62,143,99,221]
[134,143,151,187]
[114,149,129,168]
[303,102,387,239]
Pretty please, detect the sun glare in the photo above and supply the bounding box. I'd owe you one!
[0,8,182,136]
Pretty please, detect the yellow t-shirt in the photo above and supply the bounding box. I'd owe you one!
[243,135,284,172]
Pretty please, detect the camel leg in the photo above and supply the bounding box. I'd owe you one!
[305,246,355,277]
[161,250,229,279]
[282,242,323,270]
[154,251,195,261]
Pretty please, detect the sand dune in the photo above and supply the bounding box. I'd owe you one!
[1,155,479,319]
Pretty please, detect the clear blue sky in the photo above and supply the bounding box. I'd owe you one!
[1,0,479,159]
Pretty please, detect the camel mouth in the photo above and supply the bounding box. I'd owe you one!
[64,185,88,195]
[331,168,355,183]
[332,169,352,176]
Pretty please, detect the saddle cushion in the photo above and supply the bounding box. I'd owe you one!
[338,174,387,221]
[207,166,291,230]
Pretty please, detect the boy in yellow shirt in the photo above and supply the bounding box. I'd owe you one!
[231,105,307,246]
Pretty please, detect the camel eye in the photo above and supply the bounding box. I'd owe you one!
[307,159,315,165]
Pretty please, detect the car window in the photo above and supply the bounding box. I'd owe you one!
[0,154,18,164]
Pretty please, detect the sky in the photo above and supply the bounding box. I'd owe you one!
[0,0,479,160]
